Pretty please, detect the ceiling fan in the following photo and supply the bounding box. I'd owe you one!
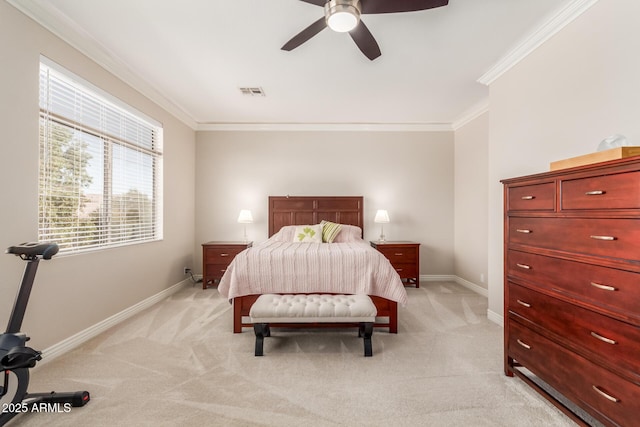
[281,0,449,61]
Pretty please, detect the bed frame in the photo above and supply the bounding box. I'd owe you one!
[231,196,398,333]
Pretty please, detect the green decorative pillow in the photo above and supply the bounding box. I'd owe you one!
[320,220,342,243]
[293,224,323,243]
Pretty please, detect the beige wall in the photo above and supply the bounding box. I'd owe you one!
[454,112,489,291]
[195,130,455,277]
[487,0,640,321]
[0,2,196,349]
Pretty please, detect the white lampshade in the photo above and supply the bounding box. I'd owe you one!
[374,210,390,223]
[237,209,253,224]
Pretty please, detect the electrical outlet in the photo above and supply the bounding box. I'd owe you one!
[480,273,485,283]
[184,267,191,275]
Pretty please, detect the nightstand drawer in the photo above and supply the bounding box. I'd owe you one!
[370,241,420,287]
[392,263,417,279]
[376,246,417,263]
[205,247,245,262]
[202,241,252,289]
[204,263,230,278]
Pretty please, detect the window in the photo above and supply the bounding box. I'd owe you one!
[38,57,163,254]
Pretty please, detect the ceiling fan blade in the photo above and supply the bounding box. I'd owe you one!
[361,0,448,14]
[297,0,327,6]
[349,20,381,61]
[281,17,328,51]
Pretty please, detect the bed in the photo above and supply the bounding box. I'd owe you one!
[218,196,407,333]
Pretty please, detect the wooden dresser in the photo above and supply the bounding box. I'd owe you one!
[202,241,252,289]
[502,156,640,427]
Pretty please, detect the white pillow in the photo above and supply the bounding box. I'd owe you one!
[293,224,323,243]
[332,224,363,242]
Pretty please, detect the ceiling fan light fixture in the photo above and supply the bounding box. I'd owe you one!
[325,0,361,33]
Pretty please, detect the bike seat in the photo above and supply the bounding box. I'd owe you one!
[0,346,42,369]
[6,242,59,260]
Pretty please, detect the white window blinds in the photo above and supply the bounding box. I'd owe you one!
[38,58,163,254]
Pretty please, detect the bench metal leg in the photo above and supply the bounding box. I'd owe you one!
[361,322,374,357]
[253,323,269,356]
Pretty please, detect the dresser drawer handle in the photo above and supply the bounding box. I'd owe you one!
[396,268,403,272]
[585,190,605,195]
[516,339,531,350]
[590,281,617,291]
[516,263,531,270]
[589,235,616,241]
[516,229,532,234]
[394,253,404,256]
[219,253,230,257]
[516,299,531,308]
[520,195,535,200]
[590,331,617,345]
[592,385,620,403]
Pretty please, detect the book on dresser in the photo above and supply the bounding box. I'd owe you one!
[501,155,640,427]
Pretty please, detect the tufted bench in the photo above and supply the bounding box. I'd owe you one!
[249,294,377,357]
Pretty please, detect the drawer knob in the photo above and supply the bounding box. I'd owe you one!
[516,339,531,349]
[585,190,605,195]
[521,195,535,200]
[589,235,616,241]
[516,299,531,308]
[590,281,617,292]
[394,253,404,256]
[396,268,403,272]
[592,385,620,403]
[220,253,230,257]
[516,229,532,234]
[590,331,617,345]
[516,263,531,270]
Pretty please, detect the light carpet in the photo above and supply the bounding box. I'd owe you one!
[8,282,575,426]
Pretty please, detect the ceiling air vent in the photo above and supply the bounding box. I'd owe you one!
[239,87,265,96]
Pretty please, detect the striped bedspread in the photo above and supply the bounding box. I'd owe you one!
[218,240,408,306]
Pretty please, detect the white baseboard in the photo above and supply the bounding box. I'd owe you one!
[420,275,488,298]
[421,274,456,282]
[39,279,191,365]
[487,309,504,327]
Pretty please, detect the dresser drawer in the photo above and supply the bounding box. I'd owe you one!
[508,217,640,262]
[509,283,640,376]
[507,182,555,211]
[561,170,640,210]
[376,246,418,263]
[508,320,640,427]
[507,250,640,322]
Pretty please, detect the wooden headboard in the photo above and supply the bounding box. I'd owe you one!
[268,196,364,237]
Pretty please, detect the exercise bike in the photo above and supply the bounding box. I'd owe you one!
[0,242,89,425]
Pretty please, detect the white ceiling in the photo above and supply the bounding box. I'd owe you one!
[11,0,588,129]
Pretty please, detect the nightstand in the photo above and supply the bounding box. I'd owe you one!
[202,241,252,289]
[370,241,420,287]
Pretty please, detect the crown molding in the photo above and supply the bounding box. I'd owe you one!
[451,98,489,130]
[196,122,454,132]
[8,0,198,130]
[478,0,599,86]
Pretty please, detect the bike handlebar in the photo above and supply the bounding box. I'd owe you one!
[6,242,59,260]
